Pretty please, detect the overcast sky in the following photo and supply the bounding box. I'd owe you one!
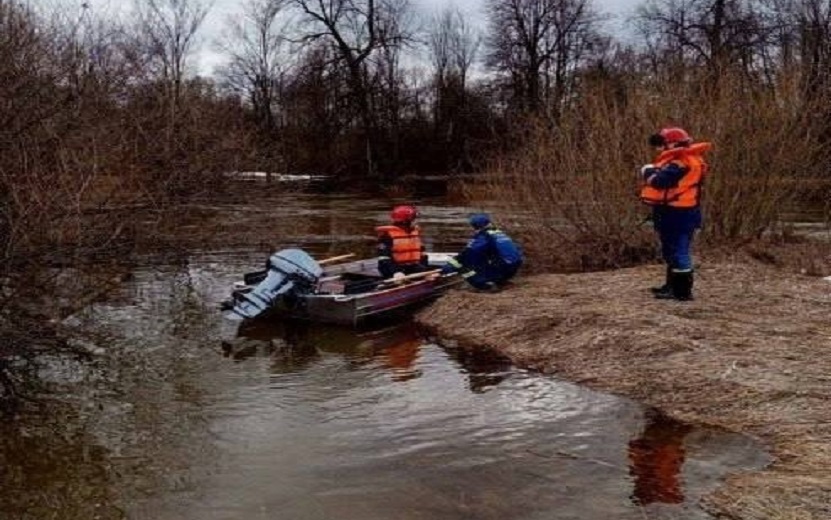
[55,0,644,75]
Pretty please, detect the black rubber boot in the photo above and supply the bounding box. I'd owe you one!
[650,265,672,296]
[673,270,694,301]
[653,273,676,299]
[654,270,694,301]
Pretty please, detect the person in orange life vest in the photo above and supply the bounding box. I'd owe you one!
[376,205,428,279]
[640,127,712,301]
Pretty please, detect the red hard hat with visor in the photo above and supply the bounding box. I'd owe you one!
[649,127,692,148]
[391,205,418,224]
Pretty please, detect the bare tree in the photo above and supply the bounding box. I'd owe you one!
[762,0,831,142]
[134,0,210,102]
[635,0,773,84]
[0,1,45,261]
[289,0,413,180]
[428,7,479,90]
[130,0,211,194]
[485,0,602,118]
[427,6,480,169]
[219,0,291,132]
[784,0,831,98]
[280,44,354,174]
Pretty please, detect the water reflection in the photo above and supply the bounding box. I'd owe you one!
[236,320,430,382]
[443,343,514,394]
[362,325,423,382]
[235,319,516,391]
[628,409,693,506]
[0,408,121,519]
[215,319,766,520]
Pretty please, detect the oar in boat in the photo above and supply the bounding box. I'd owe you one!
[243,253,356,285]
[321,268,443,296]
[318,253,356,266]
[376,269,442,288]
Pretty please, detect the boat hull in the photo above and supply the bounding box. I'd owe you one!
[230,253,462,326]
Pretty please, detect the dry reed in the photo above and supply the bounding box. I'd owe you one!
[472,72,830,272]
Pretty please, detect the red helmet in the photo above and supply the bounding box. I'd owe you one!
[391,205,418,223]
[649,127,692,148]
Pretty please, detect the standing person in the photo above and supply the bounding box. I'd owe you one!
[640,127,712,301]
[441,213,523,291]
[376,205,428,279]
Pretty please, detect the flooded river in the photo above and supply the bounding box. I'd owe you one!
[0,181,770,519]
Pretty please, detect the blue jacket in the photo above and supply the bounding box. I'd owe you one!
[444,227,523,279]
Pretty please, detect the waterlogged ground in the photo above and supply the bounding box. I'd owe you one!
[0,182,771,519]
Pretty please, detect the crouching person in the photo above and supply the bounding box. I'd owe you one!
[441,213,523,291]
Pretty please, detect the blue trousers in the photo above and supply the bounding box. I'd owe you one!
[653,207,701,271]
[466,262,520,290]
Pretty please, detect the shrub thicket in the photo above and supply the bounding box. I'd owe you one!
[474,71,829,271]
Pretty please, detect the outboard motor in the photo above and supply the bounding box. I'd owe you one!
[224,249,323,321]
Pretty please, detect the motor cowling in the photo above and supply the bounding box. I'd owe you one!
[225,249,323,320]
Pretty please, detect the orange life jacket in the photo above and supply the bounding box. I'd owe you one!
[376,225,423,264]
[640,142,712,208]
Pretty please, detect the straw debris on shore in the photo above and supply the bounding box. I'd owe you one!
[416,261,831,520]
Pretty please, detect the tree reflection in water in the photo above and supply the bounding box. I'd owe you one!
[628,408,693,505]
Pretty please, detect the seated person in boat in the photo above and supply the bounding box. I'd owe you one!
[441,213,523,291]
[376,205,429,279]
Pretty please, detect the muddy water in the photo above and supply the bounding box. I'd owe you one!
[0,182,770,520]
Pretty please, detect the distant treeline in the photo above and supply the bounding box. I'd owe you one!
[1,0,830,262]
[5,0,831,184]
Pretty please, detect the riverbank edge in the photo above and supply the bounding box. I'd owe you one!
[415,261,831,520]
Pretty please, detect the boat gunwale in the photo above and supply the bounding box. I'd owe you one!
[229,252,461,324]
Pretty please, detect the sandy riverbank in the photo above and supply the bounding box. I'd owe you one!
[416,261,831,520]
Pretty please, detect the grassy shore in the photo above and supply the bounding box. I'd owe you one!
[416,258,831,520]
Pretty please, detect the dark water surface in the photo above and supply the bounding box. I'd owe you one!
[0,183,770,519]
